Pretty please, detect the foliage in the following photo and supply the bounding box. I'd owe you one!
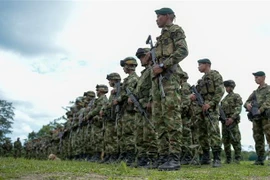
[0,100,15,142]
[27,131,37,140]
[1,157,270,180]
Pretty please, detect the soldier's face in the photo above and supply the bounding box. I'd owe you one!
[255,76,265,84]
[139,55,148,66]
[198,63,206,72]
[156,14,168,28]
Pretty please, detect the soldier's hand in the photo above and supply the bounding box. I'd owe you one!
[190,94,196,101]
[202,104,210,112]
[113,99,118,105]
[225,118,233,126]
[146,102,152,113]
[99,110,104,117]
[152,64,163,76]
[246,103,252,111]
[111,88,116,94]
[128,97,133,105]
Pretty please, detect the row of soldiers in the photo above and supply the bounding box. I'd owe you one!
[22,6,270,171]
[0,137,22,158]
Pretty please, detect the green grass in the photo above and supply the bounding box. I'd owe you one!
[0,157,270,180]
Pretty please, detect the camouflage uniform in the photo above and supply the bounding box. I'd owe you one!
[13,138,22,158]
[220,80,243,163]
[134,48,158,168]
[195,59,224,167]
[179,72,193,164]
[101,73,121,163]
[116,57,139,165]
[152,8,188,170]
[2,138,13,157]
[87,85,108,162]
[244,71,270,165]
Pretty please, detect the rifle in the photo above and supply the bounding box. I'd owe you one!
[191,85,217,133]
[146,35,165,98]
[247,92,260,120]
[126,87,155,129]
[219,106,236,142]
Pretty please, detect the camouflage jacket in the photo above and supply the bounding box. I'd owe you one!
[180,81,192,112]
[88,94,108,118]
[244,83,270,114]
[221,91,243,121]
[134,66,151,108]
[155,24,188,68]
[197,70,225,109]
[14,140,22,150]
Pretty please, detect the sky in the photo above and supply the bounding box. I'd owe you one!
[1,1,270,148]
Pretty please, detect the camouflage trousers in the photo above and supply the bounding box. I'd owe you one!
[253,118,270,157]
[152,73,182,155]
[181,111,193,153]
[91,117,104,154]
[222,123,241,159]
[104,121,118,155]
[135,112,157,158]
[197,111,222,152]
[118,110,136,153]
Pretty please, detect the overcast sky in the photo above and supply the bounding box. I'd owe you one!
[1,1,270,147]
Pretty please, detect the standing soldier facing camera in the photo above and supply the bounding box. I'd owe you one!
[149,7,188,171]
[220,80,243,164]
[244,71,270,166]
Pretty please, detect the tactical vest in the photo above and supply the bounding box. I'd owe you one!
[198,70,219,100]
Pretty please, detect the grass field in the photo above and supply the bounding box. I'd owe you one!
[1,157,270,180]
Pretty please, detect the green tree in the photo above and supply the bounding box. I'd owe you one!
[0,100,15,142]
[27,131,37,140]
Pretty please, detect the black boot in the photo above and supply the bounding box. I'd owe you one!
[125,151,135,166]
[106,153,119,164]
[143,156,159,169]
[225,155,231,164]
[201,150,211,165]
[180,153,192,165]
[212,151,221,168]
[137,156,148,168]
[158,154,181,171]
[116,152,127,163]
[253,156,264,165]
[89,152,100,162]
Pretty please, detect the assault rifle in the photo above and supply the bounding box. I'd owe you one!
[146,35,165,98]
[219,106,236,142]
[191,85,217,133]
[247,92,260,120]
[126,87,155,129]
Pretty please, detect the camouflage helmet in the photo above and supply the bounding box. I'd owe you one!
[135,48,150,58]
[181,71,189,79]
[96,84,108,93]
[120,57,138,67]
[83,90,96,97]
[106,72,121,81]
[75,96,84,106]
[223,80,236,88]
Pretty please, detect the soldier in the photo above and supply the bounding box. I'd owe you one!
[128,48,158,168]
[113,57,139,166]
[13,137,22,158]
[2,138,13,157]
[220,80,243,164]
[100,73,121,163]
[150,7,188,171]
[190,58,224,167]
[179,72,193,165]
[86,84,108,162]
[244,71,270,165]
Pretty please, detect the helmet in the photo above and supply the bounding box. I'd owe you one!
[135,48,150,58]
[75,96,83,103]
[106,72,121,81]
[120,57,138,67]
[223,80,236,88]
[96,84,108,93]
[83,91,96,97]
[181,71,189,79]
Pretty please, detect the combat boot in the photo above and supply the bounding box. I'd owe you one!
[137,156,148,168]
[200,150,211,165]
[253,156,264,165]
[116,152,126,163]
[143,156,159,169]
[212,151,221,168]
[158,154,181,171]
[125,151,136,166]
[106,153,119,164]
[225,156,231,164]
[180,153,192,165]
